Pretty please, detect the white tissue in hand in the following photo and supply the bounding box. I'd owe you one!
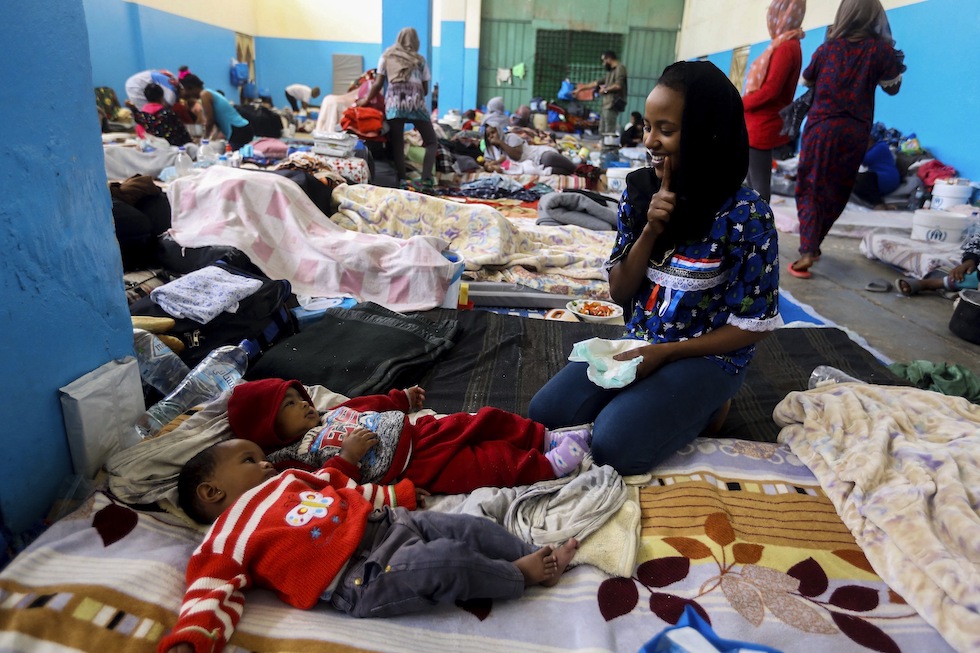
[568,338,647,389]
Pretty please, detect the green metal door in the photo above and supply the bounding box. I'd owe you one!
[478,19,535,113]
[622,28,678,121]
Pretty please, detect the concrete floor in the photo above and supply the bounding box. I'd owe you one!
[778,228,980,371]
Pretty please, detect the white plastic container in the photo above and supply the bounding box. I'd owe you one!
[440,250,465,309]
[931,179,973,211]
[606,167,630,194]
[911,208,971,243]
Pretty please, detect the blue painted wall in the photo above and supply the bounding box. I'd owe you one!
[255,37,381,100]
[0,1,134,535]
[434,21,466,114]
[83,0,240,104]
[736,0,980,181]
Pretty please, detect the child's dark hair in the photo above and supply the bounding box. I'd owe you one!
[177,442,221,524]
[181,73,204,90]
[631,111,643,123]
[143,83,164,104]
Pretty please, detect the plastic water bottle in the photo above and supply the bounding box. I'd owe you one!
[175,146,193,177]
[199,139,217,168]
[225,143,242,168]
[133,329,191,396]
[218,154,229,166]
[135,340,259,438]
[807,365,864,389]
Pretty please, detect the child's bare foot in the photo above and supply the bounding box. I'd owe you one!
[515,539,579,587]
[541,538,579,587]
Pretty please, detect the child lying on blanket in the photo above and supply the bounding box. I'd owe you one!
[162,438,578,653]
[897,231,980,296]
[227,378,592,496]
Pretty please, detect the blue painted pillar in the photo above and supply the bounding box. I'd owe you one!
[0,1,134,535]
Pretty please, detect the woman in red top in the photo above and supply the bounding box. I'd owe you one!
[743,0,806,202]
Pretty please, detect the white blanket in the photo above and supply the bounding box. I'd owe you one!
[774,383,980,652]
[167,167,456,312]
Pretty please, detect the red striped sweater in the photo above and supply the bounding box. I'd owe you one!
[158,468,416,653]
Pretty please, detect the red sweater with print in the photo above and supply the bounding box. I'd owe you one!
[743,40,803,150]
[157,468,416,653]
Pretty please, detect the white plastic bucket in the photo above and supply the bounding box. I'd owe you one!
[911,209,970,242]
[440,250,465,309]
[931,180,973,211]
[606,167,630,193]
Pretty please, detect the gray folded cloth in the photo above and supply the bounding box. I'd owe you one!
[536,190,618,230]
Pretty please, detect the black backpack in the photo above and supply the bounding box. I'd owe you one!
[129,261,298,367]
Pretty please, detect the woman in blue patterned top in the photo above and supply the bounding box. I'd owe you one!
[529,61,782,475]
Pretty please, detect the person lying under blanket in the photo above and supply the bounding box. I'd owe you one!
[481,106,577,176]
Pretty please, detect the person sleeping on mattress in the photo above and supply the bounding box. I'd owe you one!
[481,98,577,176]
[226,378,592,496]
[160,437,578,653]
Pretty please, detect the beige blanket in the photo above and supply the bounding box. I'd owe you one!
[774,383,980,652]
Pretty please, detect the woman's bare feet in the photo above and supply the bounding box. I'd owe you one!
[515,538,579,587]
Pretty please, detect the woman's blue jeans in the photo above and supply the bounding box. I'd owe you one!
[528,357,745,475]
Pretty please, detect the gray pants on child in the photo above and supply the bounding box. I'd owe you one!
[329,507,535,617]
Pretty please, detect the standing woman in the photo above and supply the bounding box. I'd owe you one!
[788,0,904,278]
[743,0,806,202]
[358,27,438,186]
[528,62,781,475]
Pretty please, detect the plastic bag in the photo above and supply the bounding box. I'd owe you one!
[557,79,575,101]
[59,357,145,479]
[568,338,647,389]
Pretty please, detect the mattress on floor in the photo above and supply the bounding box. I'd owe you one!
[859,227,962,278]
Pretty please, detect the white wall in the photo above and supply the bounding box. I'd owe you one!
[678,0,926,60]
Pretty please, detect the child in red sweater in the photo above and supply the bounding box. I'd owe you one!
[161,438,578,653]
[227,378,591,495]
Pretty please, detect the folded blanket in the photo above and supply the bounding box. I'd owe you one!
[537,189,618,231]
[774,384,980,653]
[150,265,262,323]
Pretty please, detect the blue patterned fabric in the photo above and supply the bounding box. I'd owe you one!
[608,181,781,373]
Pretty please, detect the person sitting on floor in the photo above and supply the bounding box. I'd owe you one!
[897,230,980,296]
[160,437,578,653]
[852,136,901,209]
[620,111,644,147]
[481,109,577,176]
[227,378,592,496]
[179,74,254,150]
[127,83,192,146]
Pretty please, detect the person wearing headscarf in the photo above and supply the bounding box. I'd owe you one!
[789,0,904,278]
[743,0,806,202]
[529,61,781,475]
[480,97,576,175]
[358,27,438,187]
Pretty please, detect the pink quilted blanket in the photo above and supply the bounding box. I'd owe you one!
[167,167,456,312]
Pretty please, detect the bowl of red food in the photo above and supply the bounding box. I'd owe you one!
[566,299,624,324]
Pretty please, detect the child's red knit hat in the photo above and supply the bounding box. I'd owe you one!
[227,378,314,450]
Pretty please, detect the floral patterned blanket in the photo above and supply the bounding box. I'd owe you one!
[331,184,616,299]
[775,384,980,652]
[0,437,951,652]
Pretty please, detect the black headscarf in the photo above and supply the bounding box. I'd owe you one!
[627,61,749,257]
